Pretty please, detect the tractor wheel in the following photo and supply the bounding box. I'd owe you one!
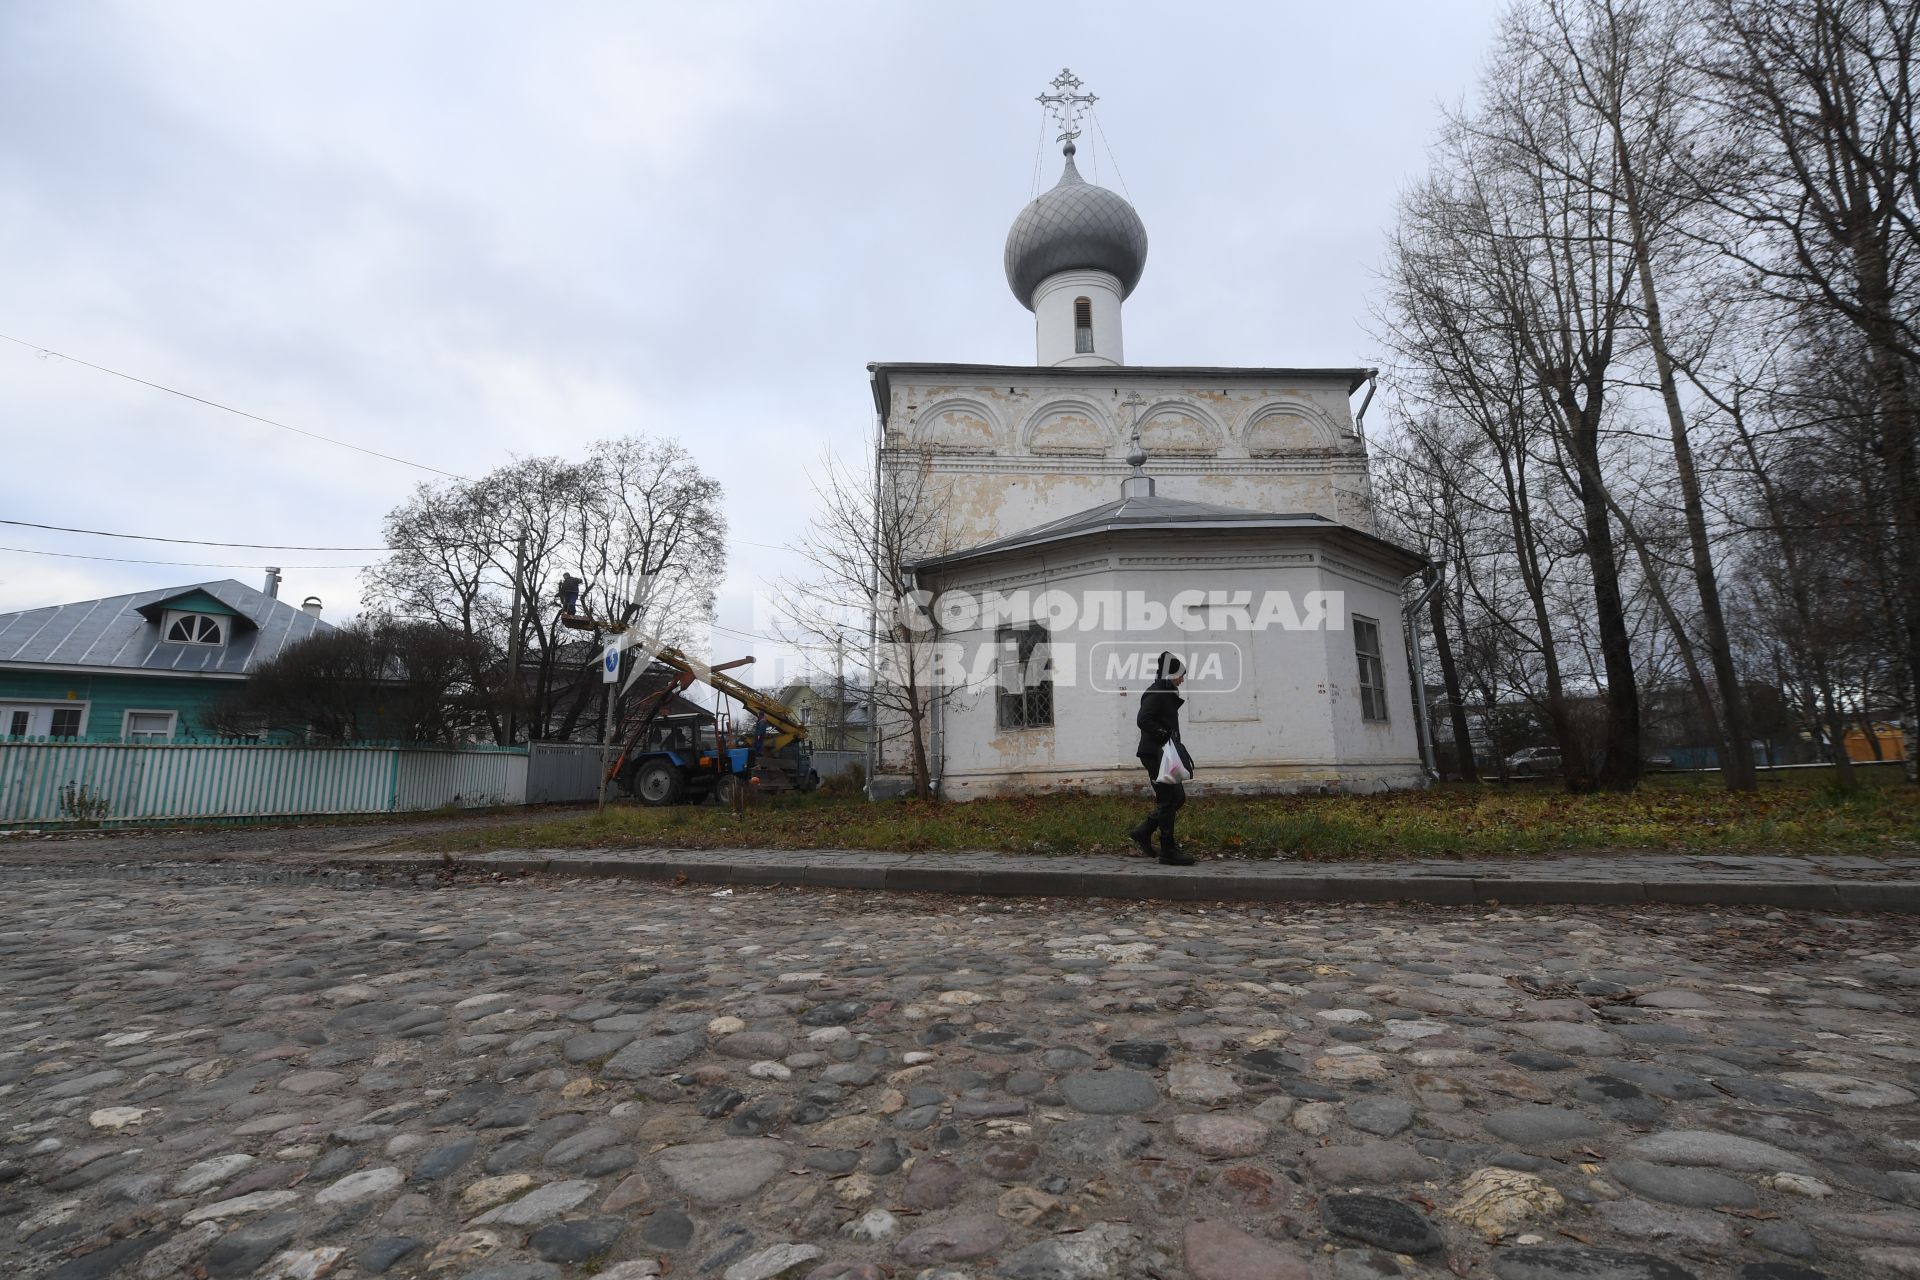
[634,759,686,807]
[715,774,743,808]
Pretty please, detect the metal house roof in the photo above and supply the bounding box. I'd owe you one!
[0,579,334,678]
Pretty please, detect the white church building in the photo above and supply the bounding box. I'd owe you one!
[868,74,1429,799]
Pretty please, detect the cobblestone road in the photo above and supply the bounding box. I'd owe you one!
[5,871,1920,1280]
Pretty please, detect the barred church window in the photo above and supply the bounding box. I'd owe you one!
[996,623,1054,728]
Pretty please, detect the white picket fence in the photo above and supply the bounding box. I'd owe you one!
[0,740,533,827]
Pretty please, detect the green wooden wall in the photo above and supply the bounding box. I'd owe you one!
[0,669,250,742]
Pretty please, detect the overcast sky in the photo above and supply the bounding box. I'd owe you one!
[1,0,1506,686]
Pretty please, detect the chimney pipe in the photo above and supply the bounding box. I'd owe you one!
[301,596,323,619]
[263,567,281,599]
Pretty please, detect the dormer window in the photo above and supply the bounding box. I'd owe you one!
[1074,297,1094,353]
[162,610,228,646]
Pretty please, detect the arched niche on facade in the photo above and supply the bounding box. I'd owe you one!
[1022,399,1113,455]
[910,398,1003,452]
[1243,399,1342,455]
[1135,399,1223,455]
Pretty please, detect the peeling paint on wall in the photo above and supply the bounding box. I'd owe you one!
[866,367,1419,798]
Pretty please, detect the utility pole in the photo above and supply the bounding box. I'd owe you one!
[503,533,527,747]
[833,635,846,751]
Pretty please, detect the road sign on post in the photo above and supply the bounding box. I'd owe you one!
[598,642,620,810]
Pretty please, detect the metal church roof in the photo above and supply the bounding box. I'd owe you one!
[907,492,1427,575]
[0,579,333,677]
[1004,146,1149,308]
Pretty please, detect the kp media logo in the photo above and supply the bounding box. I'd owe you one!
[1087,642,1243,693]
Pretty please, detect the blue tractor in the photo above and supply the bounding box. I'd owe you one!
[610,649,817,806]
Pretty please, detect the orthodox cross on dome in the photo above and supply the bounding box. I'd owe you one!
[1036,68,1097,152]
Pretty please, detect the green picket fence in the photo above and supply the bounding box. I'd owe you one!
[0,739,529,827]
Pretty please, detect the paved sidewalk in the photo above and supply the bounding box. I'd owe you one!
[380,847,1920,911]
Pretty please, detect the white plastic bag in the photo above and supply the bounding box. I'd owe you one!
[1155,738,1191,785]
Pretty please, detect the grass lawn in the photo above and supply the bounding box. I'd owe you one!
[406,766,1920,861]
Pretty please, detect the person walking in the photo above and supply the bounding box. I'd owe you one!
[1129,651,1195,865]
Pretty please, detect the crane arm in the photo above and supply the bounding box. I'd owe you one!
[641,645,808,751]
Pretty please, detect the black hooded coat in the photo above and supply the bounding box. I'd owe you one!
[1135,651,1195,774]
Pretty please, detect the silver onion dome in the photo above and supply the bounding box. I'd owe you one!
[1003,143,1148,311]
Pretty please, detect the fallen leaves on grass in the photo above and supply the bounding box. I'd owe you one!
[402,773,1920,862]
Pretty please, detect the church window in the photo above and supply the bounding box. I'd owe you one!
[1354,617,1388,721]
[1073,297,1093,353]
[996,623,1054,729]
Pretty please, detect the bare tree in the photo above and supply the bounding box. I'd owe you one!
[1696,0,1920,779]
[773,445,958,800]
[209,619,490,745]
[1373,435,1482,779]
[1522,0,1760,787]
[1377,56,1652,790]
[363,436,724,745]
[1367,0,1920,789]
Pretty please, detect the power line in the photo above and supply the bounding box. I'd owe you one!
[0,544,368,570]
[0,516,787,555]
[708,619,834,652]
[0,338,805,555]
[710,620,778,644]
[0,332,465,479]
[0,518,388,552]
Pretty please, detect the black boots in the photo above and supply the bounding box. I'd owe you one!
[1131,794,1196,865]
[1132,815,1195,865]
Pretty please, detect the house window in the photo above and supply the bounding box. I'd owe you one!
[1354,616,1389,721]
[162,610,227,646]
[124,711,177,744]
[1073,297,1093,354]
[1,703,89,739]
[996,623,1054,729]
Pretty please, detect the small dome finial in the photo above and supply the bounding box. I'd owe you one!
[1122,408,1154,497]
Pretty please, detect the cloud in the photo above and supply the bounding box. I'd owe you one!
[0,0,1505,676]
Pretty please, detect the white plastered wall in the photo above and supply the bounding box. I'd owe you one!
[888,532,1426,799]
